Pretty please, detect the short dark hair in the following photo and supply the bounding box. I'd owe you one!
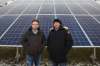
[53,19,62,25]
[32,19,40,24]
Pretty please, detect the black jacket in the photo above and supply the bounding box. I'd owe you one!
[47,26,73,63]
[21,27,45,56]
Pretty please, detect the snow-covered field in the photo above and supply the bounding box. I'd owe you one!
[0,0,15,7]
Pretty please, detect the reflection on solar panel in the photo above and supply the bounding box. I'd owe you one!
[0,0,100,47]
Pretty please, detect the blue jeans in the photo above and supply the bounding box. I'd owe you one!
[52,62,66,66]
[26,54,40,66]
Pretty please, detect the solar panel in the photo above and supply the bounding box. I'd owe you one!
[0,0,100,47]
[0,16,18,36]
[23,4,40,14]
[39,4,54,14]
[0,15,35,45]
[79,4,100,15]
[76,16,100,46]
[67,4,87,15]
[55,4,71,14]
[95,16,100,21]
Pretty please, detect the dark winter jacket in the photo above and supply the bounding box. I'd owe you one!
[47,26,73,63]
[21,27,45,56]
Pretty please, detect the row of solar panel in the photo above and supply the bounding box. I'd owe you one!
[0,0,100,46]
[0,0,100,15]
[0,15,100,46]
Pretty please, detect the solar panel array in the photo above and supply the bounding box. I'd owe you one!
[0,0,100,47]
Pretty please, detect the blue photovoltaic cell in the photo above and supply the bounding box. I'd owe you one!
[23,4,41,14]
[67,4,88,15]
[0,16,18,36]
[76,16,100,46]
[94,16,100,22]
[0,15,35,45]
[40,4,54,14]
[79,4,100,15]
[55,4,71,14]
[39,0,54,14]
